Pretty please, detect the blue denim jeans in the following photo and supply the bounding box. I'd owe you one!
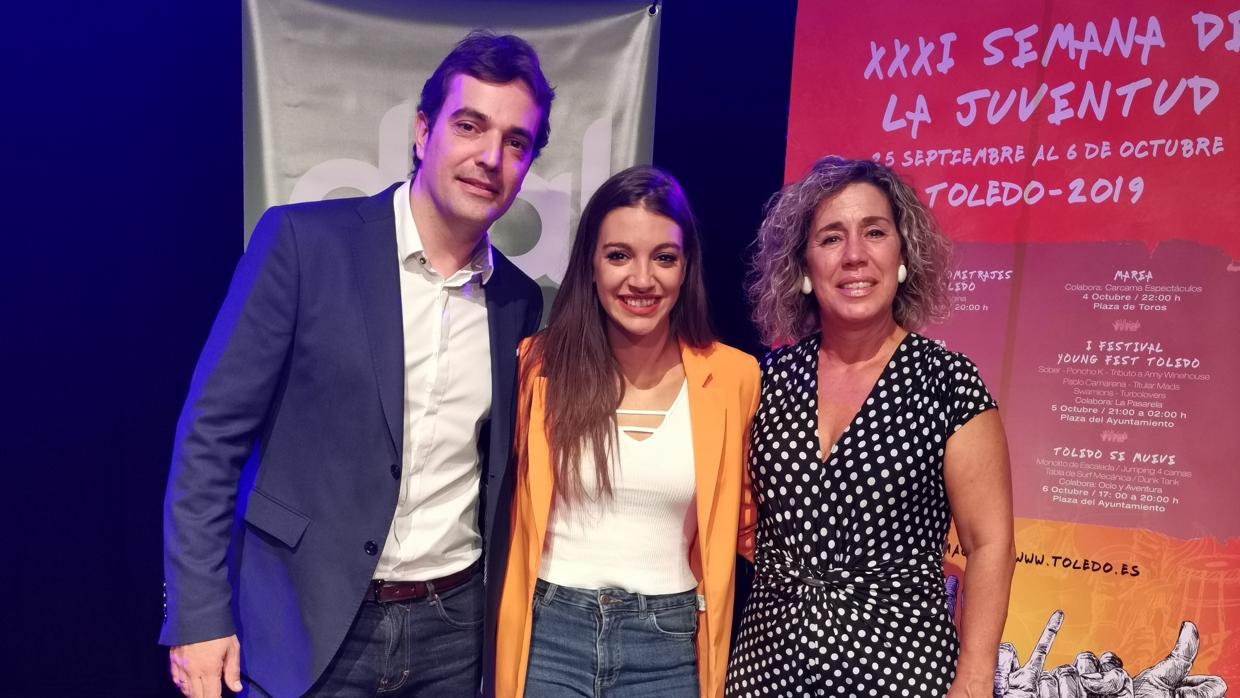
[244,571,483,697]
[524,579,700,697]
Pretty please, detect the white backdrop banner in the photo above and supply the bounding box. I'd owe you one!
[243,0,660,287]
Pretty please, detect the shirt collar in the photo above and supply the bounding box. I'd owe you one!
[392,180,495,285]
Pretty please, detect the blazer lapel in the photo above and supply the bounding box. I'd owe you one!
[682,342,724,564]
[484,262,522,543]
[527,375,554,556]
[350,184,405,459]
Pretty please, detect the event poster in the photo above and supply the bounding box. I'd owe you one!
[790,0,1239,690]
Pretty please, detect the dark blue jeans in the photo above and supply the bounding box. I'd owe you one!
[245,572,483,697]
[524,579,700,697]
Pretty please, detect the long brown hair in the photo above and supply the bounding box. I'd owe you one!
[526,165,713,503]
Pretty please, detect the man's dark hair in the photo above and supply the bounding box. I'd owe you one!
[412,30,555,173]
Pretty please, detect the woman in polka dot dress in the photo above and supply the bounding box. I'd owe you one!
[726,157,1015,698]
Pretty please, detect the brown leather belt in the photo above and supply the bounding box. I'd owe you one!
[368,564,477,603]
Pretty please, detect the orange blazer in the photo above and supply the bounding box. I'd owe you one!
[495,340,761,698]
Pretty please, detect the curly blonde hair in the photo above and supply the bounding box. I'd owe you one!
[748,156,952,345]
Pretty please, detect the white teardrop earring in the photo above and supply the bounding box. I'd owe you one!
[897,264,908,284]
[800,275,813,295]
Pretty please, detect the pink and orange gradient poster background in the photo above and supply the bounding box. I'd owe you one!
[789,0,1239,689]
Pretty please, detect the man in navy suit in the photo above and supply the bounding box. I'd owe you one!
[161,31,552,697]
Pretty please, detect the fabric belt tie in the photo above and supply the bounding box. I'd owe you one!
[369,563,476,603]
[755,548,945,599]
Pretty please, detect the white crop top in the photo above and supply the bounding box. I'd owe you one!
[538,381,698,594]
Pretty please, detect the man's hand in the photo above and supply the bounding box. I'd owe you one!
[169,635,242,698]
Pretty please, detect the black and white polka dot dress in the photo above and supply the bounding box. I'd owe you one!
[726,333,996,698]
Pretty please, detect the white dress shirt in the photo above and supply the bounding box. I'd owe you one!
[374,180,493,581]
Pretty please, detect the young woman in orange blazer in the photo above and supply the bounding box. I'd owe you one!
[494,166,760,697]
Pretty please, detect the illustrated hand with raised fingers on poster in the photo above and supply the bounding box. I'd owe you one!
[1039,621,1226,698]
[1037,651,1133,698]
[995,614,1228,698]
[1131,622,1225,698]
[996,610,1065,698]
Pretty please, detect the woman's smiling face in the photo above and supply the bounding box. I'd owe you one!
[804,182,905,330]
[592,205,686,343]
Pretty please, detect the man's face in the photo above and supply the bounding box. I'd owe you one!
[412,74,542,234]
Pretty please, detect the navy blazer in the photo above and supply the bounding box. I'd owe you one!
[161,183,542,696]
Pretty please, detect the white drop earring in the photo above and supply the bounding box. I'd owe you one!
[800,275,813,295]
[897,264,908,284]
